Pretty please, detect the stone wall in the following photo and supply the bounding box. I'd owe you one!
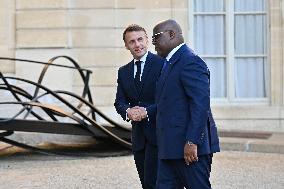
[0,0,15,73]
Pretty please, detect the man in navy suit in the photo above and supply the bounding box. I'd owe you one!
[150,19,220,189]
[114,24,163,189]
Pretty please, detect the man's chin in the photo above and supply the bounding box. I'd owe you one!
[133,52,145,59]
[157,52,166,58]
[155,49,164,57]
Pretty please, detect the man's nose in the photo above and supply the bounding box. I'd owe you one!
[134,40,140,47]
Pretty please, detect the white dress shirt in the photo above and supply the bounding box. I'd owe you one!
[133,51,148,81]
[126,51,149,121]
[165,43,185,61]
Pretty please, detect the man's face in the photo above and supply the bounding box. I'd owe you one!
[124,31,148,60]
[152,27,171,58]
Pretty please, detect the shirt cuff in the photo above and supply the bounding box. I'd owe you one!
[143,107,149,122]
[126,108,130,121]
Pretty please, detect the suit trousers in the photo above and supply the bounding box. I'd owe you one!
[133,143,158,189]
[156,154,213,189]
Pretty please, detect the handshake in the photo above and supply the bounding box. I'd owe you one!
[127,106,147,121]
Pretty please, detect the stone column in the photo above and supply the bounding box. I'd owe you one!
[270,0,284,106]
[0,0,16,73]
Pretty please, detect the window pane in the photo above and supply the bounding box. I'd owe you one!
[235,0,265,12]
[205,58,226,98]
[235,15,266,54]
[194,0,224,12]
[194,16,225,55]
[235,58,266,98]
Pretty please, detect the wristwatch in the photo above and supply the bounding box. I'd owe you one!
[186,141,195,146]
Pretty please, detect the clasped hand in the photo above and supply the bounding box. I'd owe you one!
[127,106,147,121]
[184,143,198,165]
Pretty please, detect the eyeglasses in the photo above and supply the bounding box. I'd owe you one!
[151,30,171,42]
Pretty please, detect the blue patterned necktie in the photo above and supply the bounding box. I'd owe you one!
[161,59,169,74]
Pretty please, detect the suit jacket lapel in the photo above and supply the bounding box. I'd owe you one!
[140,52,154,94]
[125,60,139,97]
[156,44,187,103]
[156,61,172,102]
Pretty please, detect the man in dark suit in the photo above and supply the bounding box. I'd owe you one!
[150,19,220,189]
[114,24,163,189]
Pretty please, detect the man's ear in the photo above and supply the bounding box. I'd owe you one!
[169,30,175,39]
[125,44,129,50]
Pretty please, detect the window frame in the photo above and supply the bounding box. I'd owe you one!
[188,0,270,105]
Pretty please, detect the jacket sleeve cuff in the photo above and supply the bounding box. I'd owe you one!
[145,105,157,122]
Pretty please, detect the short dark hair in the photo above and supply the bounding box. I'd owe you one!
[123,24,147,42]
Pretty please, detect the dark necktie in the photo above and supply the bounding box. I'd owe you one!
[135,60,142,92]
[161,59,169,74]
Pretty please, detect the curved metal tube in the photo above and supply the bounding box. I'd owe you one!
[0,56,132,152]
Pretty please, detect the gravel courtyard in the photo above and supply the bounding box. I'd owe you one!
[0,151,283,189]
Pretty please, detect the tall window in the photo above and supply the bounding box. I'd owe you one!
[191,0,267,101]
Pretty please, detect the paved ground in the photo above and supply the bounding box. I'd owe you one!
[219,132,284,154]
[0,151,283,189]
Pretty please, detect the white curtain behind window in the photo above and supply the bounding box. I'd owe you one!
[194,0,226,98]
[205,58,226,97]
[235,58,266,97]
[234,0,266,98]
[194,0,224,12]
[193,0,267,99]
[235,0,265,12]
[194,16,225,55]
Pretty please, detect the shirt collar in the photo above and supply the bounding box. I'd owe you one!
[134,51,148,64]
[165,43,185,61]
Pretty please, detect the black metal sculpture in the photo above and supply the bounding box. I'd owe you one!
[0,56,131,155]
